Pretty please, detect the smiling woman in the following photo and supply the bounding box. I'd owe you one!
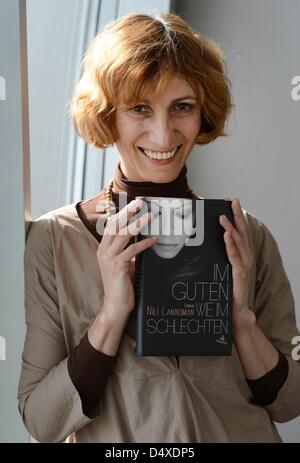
[70,13,233,185]
[70,12,234,151]
[114,77,201,183]
[17,11,300,444]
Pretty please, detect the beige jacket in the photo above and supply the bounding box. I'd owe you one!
[18,201,300,443]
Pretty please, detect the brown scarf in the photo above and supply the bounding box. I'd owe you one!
[111,160,195,204]
[76,160,196,243]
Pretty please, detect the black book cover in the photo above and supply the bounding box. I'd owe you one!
[132,197,234,356]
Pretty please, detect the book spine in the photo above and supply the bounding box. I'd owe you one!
[134,247,144,356]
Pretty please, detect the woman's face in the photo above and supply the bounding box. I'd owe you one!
[114,76,201,183]
[140,198,194,259]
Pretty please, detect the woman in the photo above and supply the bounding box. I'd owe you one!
[18,12,300,443]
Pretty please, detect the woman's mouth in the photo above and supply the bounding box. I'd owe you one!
[138,145,182,164]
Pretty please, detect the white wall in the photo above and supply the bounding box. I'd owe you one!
[0,0,28,443]
[26,0,95,219]
[176,0,300,442]
[26,0,173,218]
[0,0,173,443]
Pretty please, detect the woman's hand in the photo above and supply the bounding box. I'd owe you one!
[96,198,157,324]
[219,198,255,327]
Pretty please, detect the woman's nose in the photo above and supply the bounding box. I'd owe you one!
[161,212,175,235]
[148,114,176,149]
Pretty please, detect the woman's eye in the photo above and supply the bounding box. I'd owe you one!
[174,103,194,112]
[175,210,185,219]
[176,209,192,219]
[129,105,149,114]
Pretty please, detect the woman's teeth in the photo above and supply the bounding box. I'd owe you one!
[141,146,179,160]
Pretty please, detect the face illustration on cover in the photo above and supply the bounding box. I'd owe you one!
[139,198,194,259]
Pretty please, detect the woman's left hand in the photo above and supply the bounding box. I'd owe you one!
[219,198,254,326]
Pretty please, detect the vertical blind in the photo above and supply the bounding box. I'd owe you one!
[27,0,171,219]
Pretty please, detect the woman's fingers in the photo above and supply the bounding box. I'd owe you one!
[219,198,251,264]
[114,198,145,231]
[223,198,247,238]
[231,198,247,237]
[102,198,144,243]
[121,234,157,262]
[109,211,154,255]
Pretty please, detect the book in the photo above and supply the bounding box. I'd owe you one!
[132,196,234,356]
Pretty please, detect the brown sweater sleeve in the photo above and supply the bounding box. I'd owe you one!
[246,348,289,406]
[68,336,288,417]
[67,331,117,418]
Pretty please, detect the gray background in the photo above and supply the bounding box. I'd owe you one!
[0,0,299,443]
[177,0,300,442]
[0,0,28,443]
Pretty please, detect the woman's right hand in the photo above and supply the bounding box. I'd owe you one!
[96,198,157,324]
